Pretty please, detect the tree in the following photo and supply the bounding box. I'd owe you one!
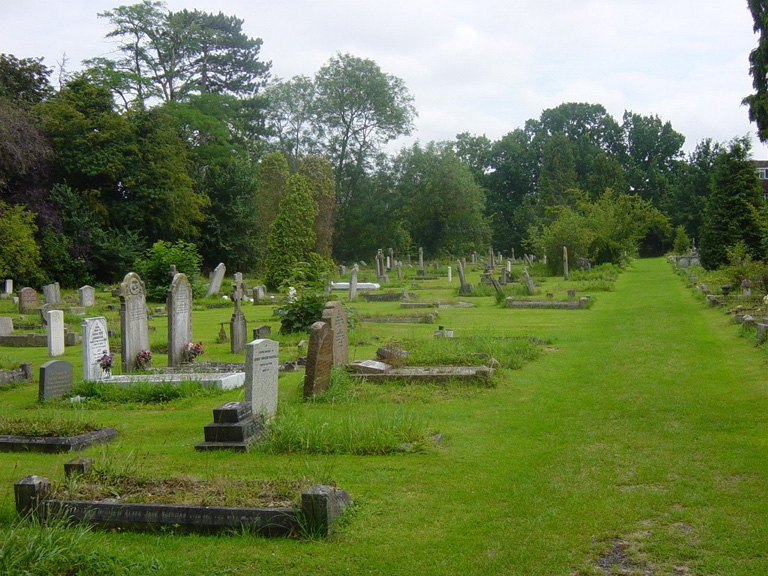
[263,75,318,159]
[299,156,335,258]
[745,0,768,141]
[0,53,53,106]
[699,138,764,268]
[255,152,290,265]
[0,201,40,283]
[537,133,578,212]
[264,174,318,289]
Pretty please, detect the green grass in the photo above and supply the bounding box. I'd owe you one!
[0,259,767,574]
[69,380,227,405]
[0,415,103,437]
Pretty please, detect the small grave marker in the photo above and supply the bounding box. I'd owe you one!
[78,285,95,307]
[39,360,72,401]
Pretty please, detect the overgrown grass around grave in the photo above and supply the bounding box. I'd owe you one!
[69,380,226,404]
[0,415,103,437]
[383,336,541,369]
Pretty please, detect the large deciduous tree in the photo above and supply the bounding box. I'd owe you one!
[745,0,768,141]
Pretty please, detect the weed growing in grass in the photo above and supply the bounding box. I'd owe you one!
[69,380,225,404]
[256,408,433,455]
[0,517,165,575]
[0,414,103,437]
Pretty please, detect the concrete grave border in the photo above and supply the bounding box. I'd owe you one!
[0,428,117,453]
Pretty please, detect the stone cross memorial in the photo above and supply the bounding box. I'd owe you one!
[167,272,192,367]
[81,317,110,381]
[18,287,38,314]
[206,262,226,297]
[322,301,349,366]
[46,309,65,357]
[78,285,95,307]
[245,339,279,420]
[116,272,149,372]
[39,360,72,401]
[230,273,247,353]
[303,321,333,397]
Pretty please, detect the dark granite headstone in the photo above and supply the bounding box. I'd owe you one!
[303,321,333,397]
[39,360,73,401]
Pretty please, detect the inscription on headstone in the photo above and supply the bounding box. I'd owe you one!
[82,317,110,381]
[322,301,349,366]
[116,272,149,372]
[167,272,192,367]
[303,322,333,397]
[245,339,279,420]
[39,360,72,401]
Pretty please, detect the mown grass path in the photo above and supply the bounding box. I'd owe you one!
[2,258,767,575]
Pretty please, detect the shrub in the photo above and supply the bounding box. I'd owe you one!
[673,225,690,254]
[133,240,203,301]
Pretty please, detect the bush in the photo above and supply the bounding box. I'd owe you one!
[673,225,690,254]
[133,240,203,301]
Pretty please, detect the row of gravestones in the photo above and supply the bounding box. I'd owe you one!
[15,284,97,314]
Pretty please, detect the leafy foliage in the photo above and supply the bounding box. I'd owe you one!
[673,225,690,254]
[133,240,203,301]
[0,201,40,283]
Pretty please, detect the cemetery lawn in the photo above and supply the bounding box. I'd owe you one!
[1,257,767,574]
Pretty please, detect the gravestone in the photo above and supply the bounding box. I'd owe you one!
[348,265,358,300]
[417,247,425,276]
[396,261,403,280]
[321,301,349,366]
[78,285,95,307]
[506,259,512,274]
[511,248,515,261]
[46,309,65,357]
[471,252,477,263]
[81,317,109,381]
[39,360,72,401]
[0,317,12,336]
[563,246,569,281]
[303,321,333,397]
[230,273,247,354]
[388,248,395,271]
[447,266,452,283]
[375,249,384,277]
[42,282,60,305]
[167,273,192,367]
[116,272,149,372]
[253,325,271,339]
[4,279,12,294]
[522,267,536,295]
[488,247,495,270]
[252,285,266,304]
[457,259,473,295]
[206,263,226,297]
[245,338,279,420]
[338,265,346,276]
[18,287,38,314]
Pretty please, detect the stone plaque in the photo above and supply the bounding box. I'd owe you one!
[116,272,149,372]
[303,322,333,397]
[46,309,65,357]
[39,360,73,401]
[18,287,37,314]
[82,317,110,381]
[78,285,95,307]
[245,339,279,419]
[206,262,226,296]
[167,273,192,367]
[321,301,348,366]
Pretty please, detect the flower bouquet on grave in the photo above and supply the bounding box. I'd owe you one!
[136,349,152,370]
[182,341,205,363]
[98,351,114,378]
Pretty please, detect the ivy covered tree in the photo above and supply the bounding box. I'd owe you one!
[264,174,318,290]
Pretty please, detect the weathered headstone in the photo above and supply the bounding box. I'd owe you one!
[167,273,192,367]
[418,247,425,275]
[42,282,60,305]
[78,285,95,307]
[506,259,512,274]
[322,301,349,366]
[0,316,13,336]
[252,285,266,304]
[471,252,477,263]
[522,267,536,295]
[338,264,346,276]
[457,259,472,295]
[396,261,403,280]
[4,279,12,294]
[39,360,72,401]
[253,325,271,339]
[45,309,65,357]
[447,265,452,283]
[245,339,279,420]
[348,264,358,300]
[81,317,110,381]
[206,262,226,297]
[563,246,569,281]
[303,321,333,397]
[388,248,394,271]
[18,287,38,314]
[488,247,495,270]
[230,273,247,354]
[116,272,149,372]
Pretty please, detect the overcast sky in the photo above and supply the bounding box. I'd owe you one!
[1,0,765,157]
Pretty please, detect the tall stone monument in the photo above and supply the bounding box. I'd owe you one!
[116,272,149,372]
[563,246,569,281]
[321,301,349,366]
[230,272,247,354]
[81,317,110,381]
[167,272,192,366]
[245,338,279,420]
[417,247,425,276]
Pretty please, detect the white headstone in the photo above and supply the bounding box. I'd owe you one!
[167,273,192,366]
[78,285,95,307]
[206,262,226,297]
[81,317,110,381]
[447,266,452,283]
[4,279,12,294]
[245,339,279,420]
[0,316,13,336]
[46,309,65,357]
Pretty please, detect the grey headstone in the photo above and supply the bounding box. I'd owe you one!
[46,309,65,357]
[39,360,72,401]
[418,247,424,272]
[303,321,333,397]
[206,262,226,297]
[167,273,192,367]
[253,325,271,339]
[18,287,37,314]
[81,317,110,381]
[322,301,349,366]
[230,273,247,353]
[522,267,536,295]
[78,285,95,307]
[348,264,358,300]
[0,316,13,336]
[116,272,149,372]
[245,339,279,420]
[42,282,60,305]
[447,266,452,283]
[563,246,569,280]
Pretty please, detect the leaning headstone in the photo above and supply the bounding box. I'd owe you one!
[230,273,247,354]
[322,301,349,366]
[522,267,536,295]
[46,309,65,357]
[78,285,95,307]
[563,246,569,281]
[42,282,60,305]
[18,287,38,314]
[0,316,12,336]
[457,259,473,295]
[506,259,512,274]
[245,339,279,420]
[116,272,149,373]
[167,273,192,367]
[303,321,333,397]
[206,262,226,297]
[81,317,109,381]
[39,360,72,401]
[4,279,12,294]
[348,265,358,300]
